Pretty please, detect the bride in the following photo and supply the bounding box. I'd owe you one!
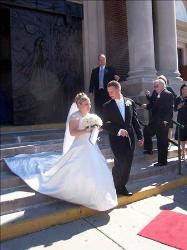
[5,93,118,211]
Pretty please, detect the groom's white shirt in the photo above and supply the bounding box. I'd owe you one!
[115,94,126,136]
[115,94,125,120]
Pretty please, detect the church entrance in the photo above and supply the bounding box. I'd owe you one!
[0,0,84,126]
[0,7,13,125]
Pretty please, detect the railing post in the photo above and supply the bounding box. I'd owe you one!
[177,125,182,175]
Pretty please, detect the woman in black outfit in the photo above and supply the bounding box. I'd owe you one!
[174,83,187,159]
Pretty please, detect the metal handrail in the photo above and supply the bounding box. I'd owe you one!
[170,120,184,175]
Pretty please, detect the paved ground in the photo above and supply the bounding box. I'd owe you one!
[2,185,187,250]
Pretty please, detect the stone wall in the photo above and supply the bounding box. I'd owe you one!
[104,0,129,81]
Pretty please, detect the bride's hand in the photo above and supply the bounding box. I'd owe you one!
[85,127,93,132]
[98,126,103,132]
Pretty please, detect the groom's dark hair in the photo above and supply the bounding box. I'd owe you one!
[107,80,121,89]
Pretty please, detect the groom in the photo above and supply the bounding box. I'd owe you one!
[102,81,144,195]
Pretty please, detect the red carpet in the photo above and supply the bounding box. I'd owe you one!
[138,210,187,250]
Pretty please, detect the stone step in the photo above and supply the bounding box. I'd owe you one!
[1,152,185,191]
[1,167,187,241]
[130,156,185,181]
[0,130,109,149]
[1,131,64,145]
[1,171,26,190]
[1,142,185,172]
[0,136,182,160]
[1,140,186,190]
[0,123,65,133]
[1,155,187,206]
[0,146,113,171]
[1,131,113,149]
[0,140,64,159]
[0,133,111,158]
[0,186,56,216]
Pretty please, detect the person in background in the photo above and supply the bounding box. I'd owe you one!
[89,54,120,117]
[174,83,187,160]
[142,79,173,166]
[144,75,176,147]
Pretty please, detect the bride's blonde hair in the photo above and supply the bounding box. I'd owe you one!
[75,92,90,106]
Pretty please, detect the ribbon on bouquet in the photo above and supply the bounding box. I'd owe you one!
[89,127,100,145]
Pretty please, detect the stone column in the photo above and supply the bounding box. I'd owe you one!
[125,0,157,96]
[154,0,182,86]
[82,0,106,93]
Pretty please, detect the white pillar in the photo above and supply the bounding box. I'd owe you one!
[125,0,157,96]
[82,0,106,93]
[154,0,182,84]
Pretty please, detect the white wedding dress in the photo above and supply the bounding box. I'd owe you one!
[5,111,118,211]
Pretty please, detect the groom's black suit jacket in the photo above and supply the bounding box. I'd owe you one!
[102,97,143,155]
[103,96,143,191]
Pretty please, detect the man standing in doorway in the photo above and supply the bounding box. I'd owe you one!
[89,54,119,117]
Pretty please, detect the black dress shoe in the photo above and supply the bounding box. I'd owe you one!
[117,188,133,196]
[154,162,167,167]
[143,150,153,155]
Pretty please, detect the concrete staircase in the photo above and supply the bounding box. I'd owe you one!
[1,128,187,241]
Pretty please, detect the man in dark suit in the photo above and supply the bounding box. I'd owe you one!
[142,79,174,166]
[144,75,176,147]
[102,81,144,196]
[89,54,119,117]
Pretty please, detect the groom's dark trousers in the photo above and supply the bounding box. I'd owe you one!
[103,97,143,193]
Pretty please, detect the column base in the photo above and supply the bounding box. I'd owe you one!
[121,77,157,125]
[122,76,157,97]
[157,70,183,93]
[167,81,184,96]
[162,74,184,96]
[127,68,157,79]
[157,70,182,79]
[123,72,184,97]
[120,77,186,125]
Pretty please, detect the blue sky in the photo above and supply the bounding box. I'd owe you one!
[175,0,187,22]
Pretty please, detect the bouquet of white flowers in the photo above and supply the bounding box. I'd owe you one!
[82,114,103,129]
[82,114,103,145]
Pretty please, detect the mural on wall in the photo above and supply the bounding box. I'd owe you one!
[10,8,83,124]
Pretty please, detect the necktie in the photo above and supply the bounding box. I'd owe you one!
[99,67,104,89]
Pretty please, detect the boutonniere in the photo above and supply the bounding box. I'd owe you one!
[126,100,132,106]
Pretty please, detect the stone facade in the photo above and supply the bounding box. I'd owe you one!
[177,20,187,80]
[0,0,186,125]
[0,0,84,125]
[82,0,186,123]
[83,0,186,94]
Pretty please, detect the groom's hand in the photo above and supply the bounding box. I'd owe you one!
[118,129,128,137]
